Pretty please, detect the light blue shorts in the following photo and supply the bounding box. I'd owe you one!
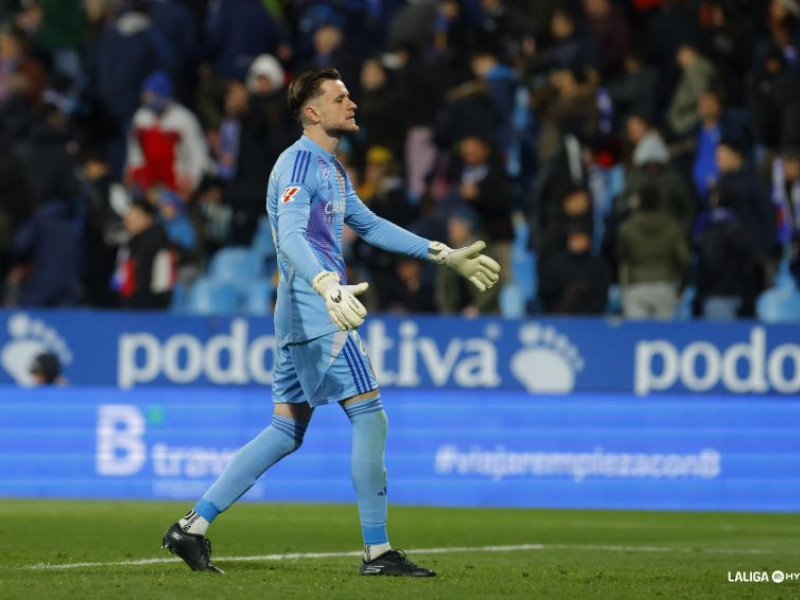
[272,329,378,407]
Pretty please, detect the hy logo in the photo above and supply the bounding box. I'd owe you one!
[510,324,584,393]
[1,313,72,386]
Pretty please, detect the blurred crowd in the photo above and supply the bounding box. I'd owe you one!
[1,0,799,319]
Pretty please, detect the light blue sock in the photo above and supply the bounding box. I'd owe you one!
[193,415,308,522]
[344,396,389,546]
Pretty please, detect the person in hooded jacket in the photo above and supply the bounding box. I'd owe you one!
[125,70,211,197]
[618,129,695,234]
[616,184,689,319]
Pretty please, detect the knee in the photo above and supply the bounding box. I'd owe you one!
[281,433,303,455]
[344,396,387,426]
[270,416,308,453]
[351,407,388,440]
[374,409,388,438]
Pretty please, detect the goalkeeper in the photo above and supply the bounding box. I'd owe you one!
[163,67,501,577]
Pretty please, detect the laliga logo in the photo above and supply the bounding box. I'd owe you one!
[636,327,800,395]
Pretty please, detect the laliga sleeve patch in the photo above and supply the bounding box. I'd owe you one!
[281,186,300,204]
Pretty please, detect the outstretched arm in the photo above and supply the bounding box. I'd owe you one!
[344,193,430,259]
[345,192,501,291]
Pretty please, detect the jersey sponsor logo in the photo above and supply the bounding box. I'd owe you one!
[281,186,300,204]
[324,199,346,214]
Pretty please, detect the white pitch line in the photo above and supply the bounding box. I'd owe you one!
[20,542,787,571]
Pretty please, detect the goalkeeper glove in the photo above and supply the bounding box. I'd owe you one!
[428,240,501,291]
[312,271,369,331]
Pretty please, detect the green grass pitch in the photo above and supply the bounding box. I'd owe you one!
[0,500,798,600]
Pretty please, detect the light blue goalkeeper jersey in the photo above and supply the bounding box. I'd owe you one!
[266,135,430,346]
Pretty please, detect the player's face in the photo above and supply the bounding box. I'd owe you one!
[312,79,359,135]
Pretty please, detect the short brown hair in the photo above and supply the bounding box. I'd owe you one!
[287,67,341,123]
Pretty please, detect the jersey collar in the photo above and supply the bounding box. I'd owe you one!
[299,135,337,162]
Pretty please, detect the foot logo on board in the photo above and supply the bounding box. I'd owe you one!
[510,324,584,394]
[0,313,72,386]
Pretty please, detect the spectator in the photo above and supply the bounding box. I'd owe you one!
[388,0,477,94]
[246,54,296,158]
[0,120,34,290]
[620,128,695,234]
[525,8,597,78]
[694,201,760,320]
[582,0,631,80]
[388,43,440,200]
[152,187,201,292]
[204,0,290,81]
[469,45,518,155]
[147,0,200,101]
[15,101,80,210]
[668,41,716,138]
[444,133,513,279]
[714,135,777,261]
[126,70,212,197]
[32,0,88,90]
[476,0,536,65]
[196,51,296,161]
[518,0,560,41]
[153,187,197,254]
[616,185,690,319]
[697,0,753,107]
[773,148,800,280]
[534,64,598,164]
[0,21,46,107]
[78,144,126,307]
[536,183,595,270]
[380,255,437,314]
[357,56,407,159]
[207,58,295,246]
[540,223,611,315]
[8,198,81,307]
[115,197,174,309]
[759,0,800,73]
[608,52,659,126]
[748,47,795,154]
[352,146,416,308]
[0,108,33,208]
[297,24,360,93]
[435,206,498,316]
[691,89,724,202]
[432,70,498,156]
[640,0,700,112]
[624,113,653,154]
[29,351,65,386]
[357,146,415,228]
[88,0,172,170]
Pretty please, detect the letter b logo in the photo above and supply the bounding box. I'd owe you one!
[96,405,146,476]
